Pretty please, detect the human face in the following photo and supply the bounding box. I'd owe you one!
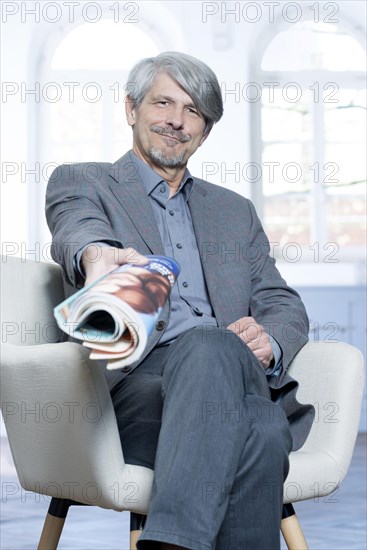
[125,73,209,170]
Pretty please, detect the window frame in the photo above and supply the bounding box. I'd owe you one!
[249,19,366,262]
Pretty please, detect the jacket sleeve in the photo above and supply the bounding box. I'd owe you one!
[246,200,309,378]
[45,163,123,288]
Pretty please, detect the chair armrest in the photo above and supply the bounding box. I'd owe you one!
[1,342,150,510]
[287,341,364,481]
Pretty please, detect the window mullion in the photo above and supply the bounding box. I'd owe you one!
[250,96,263,219]
[102,82,114,160]
[311,97,328,246]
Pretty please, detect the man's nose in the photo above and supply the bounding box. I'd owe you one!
[165,107,184,130]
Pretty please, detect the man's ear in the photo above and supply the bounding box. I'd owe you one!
[125,96,136,127]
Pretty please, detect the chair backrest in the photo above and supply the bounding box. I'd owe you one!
[0,256,65,345]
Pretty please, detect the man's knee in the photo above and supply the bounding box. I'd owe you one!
[168,326,255,367]
[180,325,246,348]
[163,327,266,398]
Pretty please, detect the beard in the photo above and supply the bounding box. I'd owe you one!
[149,146,186,168]
[149,125,190,168]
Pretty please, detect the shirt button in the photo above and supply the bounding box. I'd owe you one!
[156,320,166,331]
[160,186,165,193]
[182,281,189,288]
[169,210,174,216]
[121,366,132,373]
[176,243,183,249]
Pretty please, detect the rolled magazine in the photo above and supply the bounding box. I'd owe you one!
[54,255,180,370]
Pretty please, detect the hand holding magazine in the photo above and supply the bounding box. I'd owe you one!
[54,255,180,370]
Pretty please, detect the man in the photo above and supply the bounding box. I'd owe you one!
[46,52,314,550]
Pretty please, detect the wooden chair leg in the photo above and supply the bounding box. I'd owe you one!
[281,503,308,550]
[38,498,71,550]
[38,513,66,550]
[130,513,146,550]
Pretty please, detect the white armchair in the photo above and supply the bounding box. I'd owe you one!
[1,257,364,550]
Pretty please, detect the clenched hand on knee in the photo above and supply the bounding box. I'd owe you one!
[226,316,273,369]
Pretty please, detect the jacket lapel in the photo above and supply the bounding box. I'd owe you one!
[107,153,165,255]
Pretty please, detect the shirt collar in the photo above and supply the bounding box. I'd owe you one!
[128,150,194,202]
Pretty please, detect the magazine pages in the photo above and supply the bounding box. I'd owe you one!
[54,255,180,370]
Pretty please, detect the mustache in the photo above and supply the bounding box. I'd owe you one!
[151,126,191,143]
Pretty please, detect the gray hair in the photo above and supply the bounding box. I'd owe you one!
[125,51,223,134]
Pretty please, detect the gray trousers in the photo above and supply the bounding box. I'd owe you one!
[111,327,292,549]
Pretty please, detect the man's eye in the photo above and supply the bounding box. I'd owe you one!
[188,108,199,115]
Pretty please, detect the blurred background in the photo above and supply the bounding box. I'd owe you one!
[1,0,366,548]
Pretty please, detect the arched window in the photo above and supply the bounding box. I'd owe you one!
[42,20,160,165]
[32,13,183,247]
[251,21,366,259]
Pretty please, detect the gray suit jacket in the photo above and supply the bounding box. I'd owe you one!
[46,151,314,450]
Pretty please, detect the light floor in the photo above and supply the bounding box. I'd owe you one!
[1,434,366,550]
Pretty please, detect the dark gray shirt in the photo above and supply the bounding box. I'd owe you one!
[128,151,218,344]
